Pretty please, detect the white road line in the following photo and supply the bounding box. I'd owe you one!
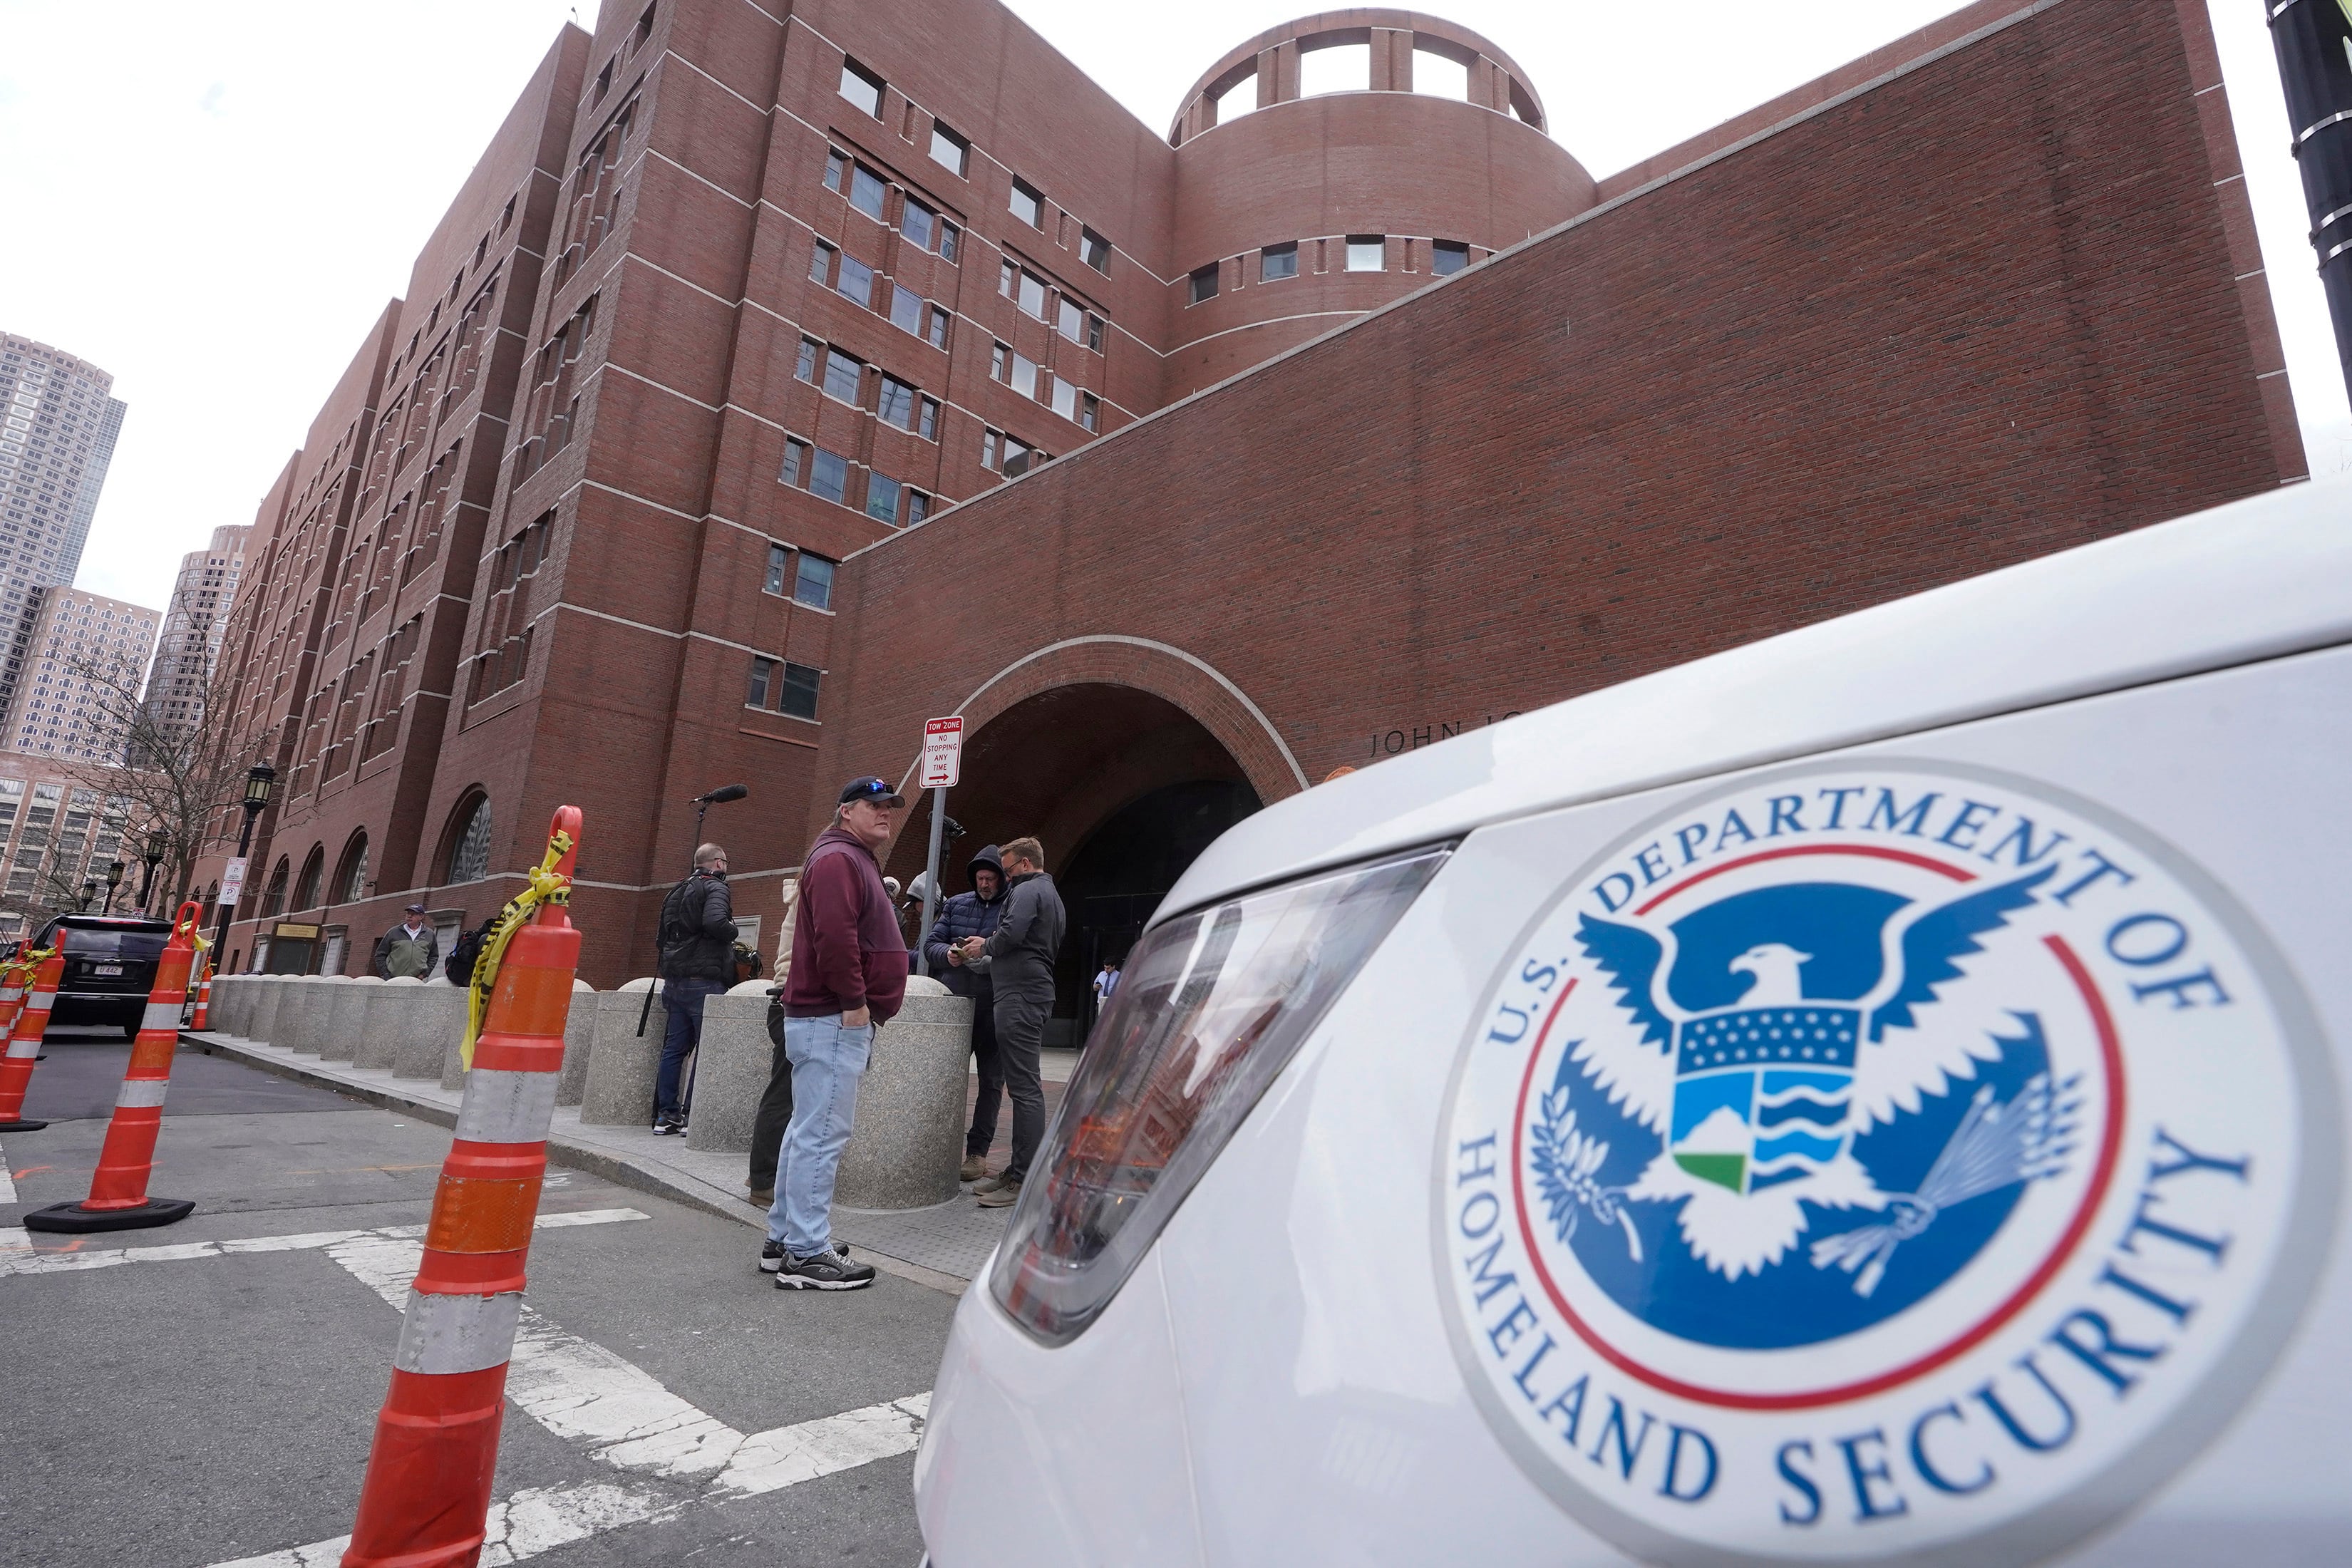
[0,1208,649,1278]
[0,1134,17,1203]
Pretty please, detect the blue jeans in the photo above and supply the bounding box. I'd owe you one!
[656,978,726,1118]
[765,1013,873,1257]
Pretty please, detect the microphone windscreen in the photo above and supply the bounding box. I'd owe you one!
[705,783,749,804]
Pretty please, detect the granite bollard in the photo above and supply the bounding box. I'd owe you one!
[683,982,775,1153]
[247,976,287,1045]
[582,979,661,1128]
[290,976,350,1055]
[209,974,247,1038]
[392,977,465,1080]
[266,976,316,1050]
[354,976,421,1069]
[323,975,382,1061]
[223,974,258,1038]
[556,979,596,1106]
[835,977,972,1209]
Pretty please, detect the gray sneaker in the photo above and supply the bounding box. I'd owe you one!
[773,1248,876,1290]
[971,1172,1016,1194]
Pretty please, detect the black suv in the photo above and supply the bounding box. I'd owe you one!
[33,914,174,1038]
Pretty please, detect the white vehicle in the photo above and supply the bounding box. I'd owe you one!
[914,481,2348,1567]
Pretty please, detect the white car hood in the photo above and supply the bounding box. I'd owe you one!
[1165,478,2352,917]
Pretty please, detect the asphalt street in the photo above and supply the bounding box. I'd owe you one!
[0,1031,955,1567]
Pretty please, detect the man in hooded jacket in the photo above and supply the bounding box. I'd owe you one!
[952,835,1064,1208]
[923,844,1009,1181]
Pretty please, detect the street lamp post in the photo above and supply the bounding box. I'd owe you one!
[78,880,98,913]
[102,859,125,915]
[212,764,277,972]
[138,830,166,914]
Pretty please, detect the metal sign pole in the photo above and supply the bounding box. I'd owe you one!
[916,786,947,976]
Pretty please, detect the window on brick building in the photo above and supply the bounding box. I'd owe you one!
[905,490,930,525]
[991,341,1009,380]
[878,375,917,430]
[1011,353,1038,400]
[1088,313,1105,351]
[848,163,888,222]
[1346,235,1386,272]
[780,438,808,486]
[630,4,656,55]
[1051,378,1076,421]
[1189,263,1219,304]
[835,253,874,308]
[1009,178,1043,228]
[1262,242,1299,282]
[981,428,1000,469]
[1018,272,1048,321]
[929,122,969,177]
[927,307,951,351]
[824,149,847,192]
[822,348,864,404]
[1432,240,1470,275]
[919,396,939,440]
[793,553,835,609]
[840,59,884,118]
[902,199,935,251]
[889,284,924,336]
[1002,438,1037,478]
[778,661,822,720]
[809,239,835,285]
[999,259,1016,298]
[747,656,777,708]
[867,473,902,524]
[808,448,849,505]
[1080,391,1100,433]
[765,542,789,594]
[1081,227,1110,273]
[939,221,960,263]
[1058,297,1083,342]
[795,339,820,383]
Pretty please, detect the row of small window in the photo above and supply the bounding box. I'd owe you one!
[780,439,932,527]
[989,343,1100,430]
[837,58,1113,272]
[763,545,835,609]
[809,241,952,351]
[1187,237,1471,303]
[824,150,961,262]
[746,656,821,721]
[794,339,941,439]
[996,262,1105,350]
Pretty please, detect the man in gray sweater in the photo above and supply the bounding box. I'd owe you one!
[952,835,1065,1208]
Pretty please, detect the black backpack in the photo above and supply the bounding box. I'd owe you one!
[656,877,703,966]
[444,918,494,986]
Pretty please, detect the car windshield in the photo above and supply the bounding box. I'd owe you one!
[63,927,168,961]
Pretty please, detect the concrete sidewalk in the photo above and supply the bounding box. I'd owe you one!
[182,1028,1064,1295]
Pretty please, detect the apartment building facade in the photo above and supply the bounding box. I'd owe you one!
[200,0,2301,993]
[140,525,252,755]
[0,334,127,727]
[6,587,161,765]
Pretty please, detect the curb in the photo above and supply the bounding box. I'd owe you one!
[182,1032,972,1296]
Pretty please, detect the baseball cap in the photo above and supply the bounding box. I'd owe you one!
[839,776,907,808]
[403,902,428,914]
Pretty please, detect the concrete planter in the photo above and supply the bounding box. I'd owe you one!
[683,991,772,1154]
[323,976,381,1062]
[556,979,596,1106]
[247,976,286,1044]
[581,980,661,1128]
[210,974,249,1038]
[835,982,972,1210]
[355,977,421,1069]
[290,977,351,1055]
[265,976,315,1050]
[393,979,465,1080]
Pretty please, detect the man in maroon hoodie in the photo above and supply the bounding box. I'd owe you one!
[763,776,909,1289]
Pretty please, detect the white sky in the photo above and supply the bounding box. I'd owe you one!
[0,0,2339,620]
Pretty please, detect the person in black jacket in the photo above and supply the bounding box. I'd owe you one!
[653,843,736,1135]
[923,845,1009,1181]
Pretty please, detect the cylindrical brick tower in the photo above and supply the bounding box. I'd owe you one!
[1164,10,1594,395]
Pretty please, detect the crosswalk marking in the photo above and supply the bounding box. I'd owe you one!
[0,1207,649,1277]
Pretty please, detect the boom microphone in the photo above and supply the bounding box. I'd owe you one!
[697,784,749,805]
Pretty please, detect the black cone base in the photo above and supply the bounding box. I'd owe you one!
[23,1197,195,1233]
[0,1118,48,1131]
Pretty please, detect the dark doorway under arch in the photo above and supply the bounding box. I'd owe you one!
[889,682,1262,1043]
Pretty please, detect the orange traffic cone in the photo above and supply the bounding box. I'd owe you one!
[0,952,31,1042]
[0,945,63,1133]
[190,967,212,1030]
[341,808,583,1568]
[25,900,205,1233]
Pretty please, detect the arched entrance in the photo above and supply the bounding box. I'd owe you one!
[888,682,1262,1043]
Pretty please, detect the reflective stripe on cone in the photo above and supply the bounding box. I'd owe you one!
[0,949,64,1123]
[342,806,583,1568]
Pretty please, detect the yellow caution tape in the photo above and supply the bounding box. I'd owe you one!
[460,825,575,1069]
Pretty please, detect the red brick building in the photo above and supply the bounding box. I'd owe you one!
[200,0,2301,1007]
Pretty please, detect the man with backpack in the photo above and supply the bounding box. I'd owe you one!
[653,843,737,1136]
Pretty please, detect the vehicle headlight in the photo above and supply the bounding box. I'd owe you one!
[989,846,1450,1345]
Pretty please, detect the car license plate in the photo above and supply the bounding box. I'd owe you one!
[93,964,123,976]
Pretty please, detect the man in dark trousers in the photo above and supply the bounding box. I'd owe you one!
[763,776,907,1289]
[952,835,1065,1209]
[653,843,735,1135]
[923,844,1009,1181]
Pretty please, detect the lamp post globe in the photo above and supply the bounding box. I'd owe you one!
[215,763,279,971]
[103,858,125,916]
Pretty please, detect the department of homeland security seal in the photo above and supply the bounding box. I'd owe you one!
[1435,763,2336,1564]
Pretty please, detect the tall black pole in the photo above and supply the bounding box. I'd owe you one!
[2269,0,2352,400]
[212,803,262,972]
